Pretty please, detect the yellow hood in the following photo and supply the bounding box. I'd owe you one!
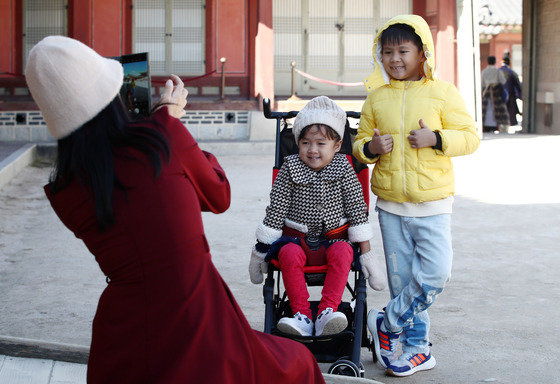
[364,14,436,92]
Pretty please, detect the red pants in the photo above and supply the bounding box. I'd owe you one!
[278,241,353,319]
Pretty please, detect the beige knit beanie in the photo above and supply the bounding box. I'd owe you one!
[25,36,124,139]
[292,96,346,144]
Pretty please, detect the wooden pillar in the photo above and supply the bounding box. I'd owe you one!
[249,0,274,103]
[414,0,457,85]
[92,0,126,56]
[0,0,22,76]
[69,0,128,56]
[69,0,92,46]
[123,0,133,54]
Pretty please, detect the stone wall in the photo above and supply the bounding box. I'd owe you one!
[535,0,560,134]
[0,110,257,142]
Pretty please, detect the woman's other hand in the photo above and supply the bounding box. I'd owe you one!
[153,74,188,119]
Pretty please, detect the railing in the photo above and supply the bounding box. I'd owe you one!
[288,62,364,99]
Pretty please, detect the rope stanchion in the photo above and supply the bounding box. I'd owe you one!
[152,70,217,84]
[220,57,226,100]
[294,69,363,87]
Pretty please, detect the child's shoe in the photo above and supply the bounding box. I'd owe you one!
[367,308,402,368]
[315,308,347,336]
[277,312,313,336]
[386,351,436,377]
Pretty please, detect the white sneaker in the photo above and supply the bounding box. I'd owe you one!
[315,308,347,336]
[277,312,313,336]
[386,351,436,376]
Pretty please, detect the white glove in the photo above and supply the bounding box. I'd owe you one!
[359,250,387,291]
[153,74,188,119]
[249,246,269,284]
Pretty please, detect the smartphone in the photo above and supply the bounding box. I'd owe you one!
[112,52,152,119]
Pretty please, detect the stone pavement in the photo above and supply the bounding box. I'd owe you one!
[0,354,375,384]
[1,134,560,383]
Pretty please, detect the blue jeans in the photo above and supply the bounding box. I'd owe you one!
[377,208,453,354]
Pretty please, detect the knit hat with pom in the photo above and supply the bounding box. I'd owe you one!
[292,96,346,143]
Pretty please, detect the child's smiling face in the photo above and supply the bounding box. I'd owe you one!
[298,125,342,171]
[381,40,425,81]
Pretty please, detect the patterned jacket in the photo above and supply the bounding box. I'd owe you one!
[256,153,374,245]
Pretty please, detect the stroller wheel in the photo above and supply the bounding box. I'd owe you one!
[327,359,363,377]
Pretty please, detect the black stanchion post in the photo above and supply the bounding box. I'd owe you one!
[291,61,296,98]
[220,57,226,100]
[288,61,300,101]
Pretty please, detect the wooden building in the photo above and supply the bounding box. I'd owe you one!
[0,0,481,141]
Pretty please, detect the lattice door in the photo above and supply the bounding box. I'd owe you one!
[133,0,205,76]
[273,0,411,97]
[23,0,67,70]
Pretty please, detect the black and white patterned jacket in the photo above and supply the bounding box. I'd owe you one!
[256,153,373,245]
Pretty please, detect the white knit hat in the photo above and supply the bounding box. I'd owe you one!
[292,96,346,143]
[25,36,123,139]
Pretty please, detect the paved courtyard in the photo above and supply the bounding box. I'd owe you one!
[0,134,559,383]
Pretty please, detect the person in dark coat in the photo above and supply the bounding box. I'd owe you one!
[499,56,522,126]
[25,36,325,384]
[481,56,510,132]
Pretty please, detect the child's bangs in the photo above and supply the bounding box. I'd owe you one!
[300,124,341,141]
[380,24,423,50]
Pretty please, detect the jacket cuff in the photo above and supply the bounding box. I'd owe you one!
[431,131,443,151]
[284,218,308,234]
[255,241,271,253]
[363,142,380,159]
[348,222,374,242]
[256,223,282,244]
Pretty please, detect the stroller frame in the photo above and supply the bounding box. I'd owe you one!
[261,98,375,377]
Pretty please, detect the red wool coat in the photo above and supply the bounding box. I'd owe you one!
[45,109,324,384]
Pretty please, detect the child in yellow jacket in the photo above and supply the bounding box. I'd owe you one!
[352,14,479,377]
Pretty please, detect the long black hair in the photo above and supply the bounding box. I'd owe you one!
[49,95,170,229]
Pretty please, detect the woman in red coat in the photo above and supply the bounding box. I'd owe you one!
[25,36,325,384]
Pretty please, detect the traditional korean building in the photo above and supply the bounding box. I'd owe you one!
[0,0,482,141]
[479,0,522,76]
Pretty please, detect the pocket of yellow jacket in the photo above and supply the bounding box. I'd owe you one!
[371,167,393,191]
[417,168,453,191]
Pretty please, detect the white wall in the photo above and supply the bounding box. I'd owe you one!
[456,0,483,135]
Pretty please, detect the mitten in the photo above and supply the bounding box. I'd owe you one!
[359,250,387,291]
[249,246,269,284]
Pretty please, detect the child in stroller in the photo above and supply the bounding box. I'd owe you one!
[249,96,387,340]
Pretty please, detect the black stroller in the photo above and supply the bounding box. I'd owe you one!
[261,98,376,377]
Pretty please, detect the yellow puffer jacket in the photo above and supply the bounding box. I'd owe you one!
[353,15,480,203]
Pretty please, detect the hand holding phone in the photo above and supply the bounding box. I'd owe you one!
[153,74,188,119]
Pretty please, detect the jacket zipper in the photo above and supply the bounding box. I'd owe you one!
[401,82,409,198]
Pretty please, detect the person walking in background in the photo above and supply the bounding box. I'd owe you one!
[354,15,479,377]
[499,53,522,127]
[25,36,325,384]
[481,56,510,132]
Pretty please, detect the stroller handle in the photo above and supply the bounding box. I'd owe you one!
[263,98,298,119]
[263,98,361,120]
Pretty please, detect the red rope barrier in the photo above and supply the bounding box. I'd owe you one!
[152,70,217,84]
[295,69,363,87]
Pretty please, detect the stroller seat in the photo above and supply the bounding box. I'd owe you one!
[260,98,376,378]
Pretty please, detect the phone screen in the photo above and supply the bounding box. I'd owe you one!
[115,52,151,119]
